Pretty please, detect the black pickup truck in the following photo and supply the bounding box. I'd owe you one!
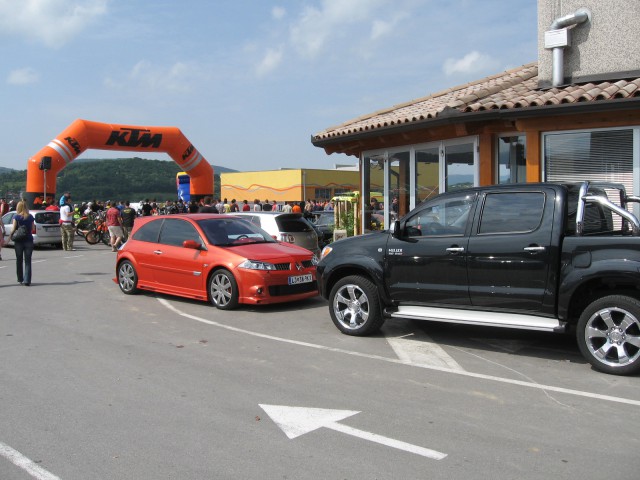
[317,182,640,375]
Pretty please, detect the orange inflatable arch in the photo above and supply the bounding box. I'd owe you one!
[25,119,213,207]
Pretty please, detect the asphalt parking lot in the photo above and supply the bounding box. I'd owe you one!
[1,244,639,479]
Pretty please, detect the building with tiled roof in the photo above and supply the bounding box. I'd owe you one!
[312,0,640,233]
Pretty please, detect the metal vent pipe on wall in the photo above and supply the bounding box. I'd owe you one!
[545,8,592,87]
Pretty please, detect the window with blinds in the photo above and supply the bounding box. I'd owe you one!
[544,129,634,192]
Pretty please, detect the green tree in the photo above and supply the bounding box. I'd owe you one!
[0,158,231,203]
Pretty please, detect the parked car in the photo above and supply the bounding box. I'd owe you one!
[2,210,62,247]
[311,211,335,247]
[317,181,640,376]
[232,212,320,256]
[115,214,318,309]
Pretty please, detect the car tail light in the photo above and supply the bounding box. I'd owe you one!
[280,233,295,243]
[32,224,37,234]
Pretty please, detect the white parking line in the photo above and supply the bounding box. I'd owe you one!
[158,298,640,407]
[0,442,60,480]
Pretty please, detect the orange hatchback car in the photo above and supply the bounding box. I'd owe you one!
[115,214,318,309]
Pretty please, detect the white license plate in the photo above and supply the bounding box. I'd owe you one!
[288,274,313,285]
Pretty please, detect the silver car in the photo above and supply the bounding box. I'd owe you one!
[2,210,62,247]
[232,212,320,256]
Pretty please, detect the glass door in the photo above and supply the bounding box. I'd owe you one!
[497,134,527,184]
[444,140,476,191]
[415,145,440,204]
[387,150,410,227]
[362,153,385,234]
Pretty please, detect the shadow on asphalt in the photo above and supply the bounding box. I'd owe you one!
[128,289,328,313]
[403,319,587,365]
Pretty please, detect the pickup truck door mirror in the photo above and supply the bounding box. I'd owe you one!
[391,220,401,238]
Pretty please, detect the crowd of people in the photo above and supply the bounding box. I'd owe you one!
[1,195,336,219]
[193,197,335,215]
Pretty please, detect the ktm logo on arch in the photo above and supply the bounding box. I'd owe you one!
[106,128,162,148]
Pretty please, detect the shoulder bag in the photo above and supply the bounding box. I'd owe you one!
[11,224,28,242]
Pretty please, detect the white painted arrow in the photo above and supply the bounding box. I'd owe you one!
[259,404,447,460]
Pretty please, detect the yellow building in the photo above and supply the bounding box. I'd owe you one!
[221,168,360,203]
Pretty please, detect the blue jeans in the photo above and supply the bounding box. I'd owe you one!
[14,240,34,284]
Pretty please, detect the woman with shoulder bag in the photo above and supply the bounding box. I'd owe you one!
[12,201,35,286]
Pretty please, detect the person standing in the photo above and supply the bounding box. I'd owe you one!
[282,201,292,213]
[0,198,8,216]
[59,193,75,251]
[120,201,136,241]
[141,199,153,216]
[0,217,5,260]
[12,201,35,286]
[105,201,124,252]
[59,192,71,208]
[198,196,217,213]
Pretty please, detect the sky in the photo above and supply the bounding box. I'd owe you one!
[0,0,538,172]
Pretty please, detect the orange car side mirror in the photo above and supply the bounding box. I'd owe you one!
[183,240,201,250]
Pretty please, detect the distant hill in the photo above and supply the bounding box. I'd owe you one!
[0,158,237,202]
[74,157,238,174]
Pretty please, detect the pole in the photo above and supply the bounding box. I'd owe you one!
[302,170,306,204]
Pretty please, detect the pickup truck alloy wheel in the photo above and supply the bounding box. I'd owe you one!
[209,269,239,310]
[329,275,384,335]
[118,260,138,294]
[577,295,640,375]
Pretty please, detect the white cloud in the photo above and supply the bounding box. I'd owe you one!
[289,0,386,58]
[105,60,198,93]
[7,67,39,85]
[256,47,284,76]
[443,51,499,76]
[370,12,407,41]
[272,6,286,20]
[370,19,393,41]
[0,0,107,48]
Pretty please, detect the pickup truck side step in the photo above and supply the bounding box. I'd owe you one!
[389,306,566,332]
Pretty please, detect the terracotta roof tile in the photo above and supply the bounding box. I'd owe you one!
[313,62,640,142]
